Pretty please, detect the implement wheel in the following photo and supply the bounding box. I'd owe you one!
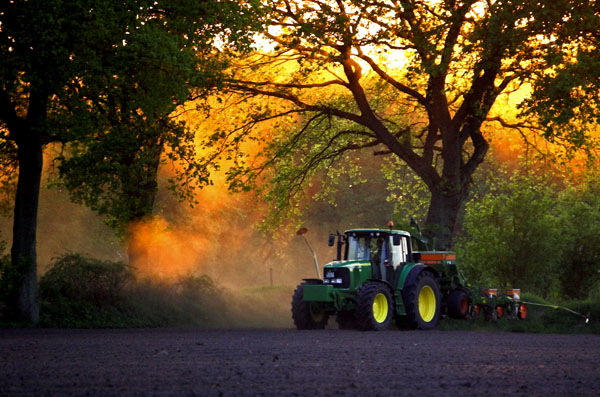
[517,303,528,320]
[291,283,329,330]
[355,282,393,331]
[496,305,505,319]
[447,289,470,319]
[396,271,441,330]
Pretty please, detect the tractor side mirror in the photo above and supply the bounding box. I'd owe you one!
[328,234,335,246]
[392,235,401,246]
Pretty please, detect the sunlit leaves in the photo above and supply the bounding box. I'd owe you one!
[201,0,600,247]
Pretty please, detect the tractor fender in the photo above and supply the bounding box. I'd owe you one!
[302,278,323,285]
[396,263,437,291]
[365,278,394,296]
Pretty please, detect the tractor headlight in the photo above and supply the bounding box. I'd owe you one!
[322,268,349,287]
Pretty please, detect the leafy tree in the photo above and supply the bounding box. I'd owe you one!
[56,2,261,240]
[0,0,259,323]
[556,175,600,299]
[456,172,562,298]
[210,0,600,248]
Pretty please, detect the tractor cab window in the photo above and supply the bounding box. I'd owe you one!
[346,233,389,264]
[389,235,408,267]
[346,235,369,261]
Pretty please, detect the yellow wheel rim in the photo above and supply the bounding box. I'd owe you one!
[372,293,389,323]
[418,285,436,322]
[310,304,324,322]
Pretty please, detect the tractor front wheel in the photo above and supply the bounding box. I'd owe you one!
[291,283,329,330]
[355,282,393,331]
[396,271,441,330]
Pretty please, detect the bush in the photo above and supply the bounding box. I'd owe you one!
[556,178,600,299]
[38,253,228,327]
[39,253,135,327]
[456,173,562,298]
[40,253,134,306]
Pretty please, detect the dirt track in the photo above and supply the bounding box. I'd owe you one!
[1,328,599,396]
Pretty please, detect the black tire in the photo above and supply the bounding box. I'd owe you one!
[396,271,441,330]
[447,289,470,319]
[291,283,329,329]
[355,282,393,331]
[336,311,357,330]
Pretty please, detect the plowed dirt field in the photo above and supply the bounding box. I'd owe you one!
[1,328,599,396]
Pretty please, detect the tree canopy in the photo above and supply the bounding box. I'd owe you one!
[0,0,261,322]
[206,0,600,248]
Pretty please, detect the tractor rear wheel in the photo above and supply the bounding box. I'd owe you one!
[291,283,329,329]
[396,271,441,330]
[336,311,357,330]
[447,289,470,319]
[355,282,393,331]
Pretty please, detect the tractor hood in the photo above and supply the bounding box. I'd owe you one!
[322,260,372,289]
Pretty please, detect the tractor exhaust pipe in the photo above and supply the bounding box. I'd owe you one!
[296,227,320,279]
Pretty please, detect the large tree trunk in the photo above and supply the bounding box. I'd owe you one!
[11,137,43,324]
[423,186,465,251]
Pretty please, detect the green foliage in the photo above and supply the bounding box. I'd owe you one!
[520,4,600,154]
[0,0,264,321]
[39,254,134,327]
[1,0,265,241]
[37,253,228,327]
[456,167,600,300]
[456,172,563,298]
[212,0,600,250]
[221,83,412,231]
[46,0,263,236]
[40,254,134,307]
[383,157,431,226]
[555,175,600,299]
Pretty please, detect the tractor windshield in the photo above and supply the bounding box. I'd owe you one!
[346,235,370,261]
[346,232,390,266]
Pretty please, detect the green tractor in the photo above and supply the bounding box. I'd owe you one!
[291,221,475,331]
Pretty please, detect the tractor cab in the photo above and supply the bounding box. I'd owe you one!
[329,229,412,282]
